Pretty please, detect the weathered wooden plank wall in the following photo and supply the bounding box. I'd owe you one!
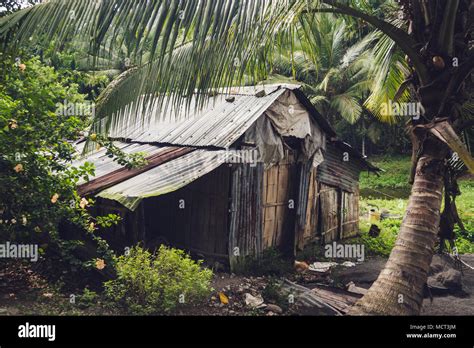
[318,183,340,243]
[295,163,319,250]
[315,143,364,243]
[341,189,360,239]
[93,143,366,265]
[262,150,297,254]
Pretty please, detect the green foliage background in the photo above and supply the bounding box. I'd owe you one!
[359,156,473,255]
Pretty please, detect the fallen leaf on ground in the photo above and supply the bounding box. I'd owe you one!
[218,292,229,305]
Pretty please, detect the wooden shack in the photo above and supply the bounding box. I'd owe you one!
[73,84,378,270]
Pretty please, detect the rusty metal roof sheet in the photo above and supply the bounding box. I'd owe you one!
[73,141,175,186]
[109,84,302,148]
[96,149,228,210]
[77,146,193,197]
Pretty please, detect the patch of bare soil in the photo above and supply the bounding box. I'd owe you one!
[176,273,289,316]
[0,260,117,315]
[335,255,474,315]
[421,254,474,315]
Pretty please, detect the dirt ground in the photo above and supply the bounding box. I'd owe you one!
[1,255,472,316]
[335,254,474,315]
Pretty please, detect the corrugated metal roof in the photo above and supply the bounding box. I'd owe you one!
[73,141,173,186]
[77,147,193,197]
[109,84,301,148]
[331,140,380,172]
[97,149,227,211]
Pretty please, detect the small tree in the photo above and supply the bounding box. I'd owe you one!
[0,53,117,274]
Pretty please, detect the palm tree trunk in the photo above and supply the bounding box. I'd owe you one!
[350,139,447,315]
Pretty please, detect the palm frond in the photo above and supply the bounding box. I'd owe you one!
[341,31,377,68]
[1,0,418,134]
[364,20,411,124]
[330,93,362,124]
[1,0,306,134]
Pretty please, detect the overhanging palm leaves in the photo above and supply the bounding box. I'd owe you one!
[1,0,472,169]
[0,0,411,130]
[3,0,474,318]
[364,20,412,124]
[1,0,306,133]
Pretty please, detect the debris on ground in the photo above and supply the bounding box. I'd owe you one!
[281,279,339,315]
[308,260,357,273]
[264,303,283,314]
[345,281,368,295]
[341,261,356,267]
[294,261,309,272]
[308,262,337,273]
[218,292,229,305]
[281,279,360,315]
[244,293,265,308]
[310,285,361,314]
[3,253,473,316]
[427,254,464,293]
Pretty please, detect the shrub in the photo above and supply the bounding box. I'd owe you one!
[233,248,293,276]
[104,246,213,314]
[76,288,99,309]
[0,54,120,277]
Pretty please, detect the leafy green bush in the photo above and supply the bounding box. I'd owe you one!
[0,54,93,235]
[360,156,412,191]
[104,246,213,314]
[358,222,398,257]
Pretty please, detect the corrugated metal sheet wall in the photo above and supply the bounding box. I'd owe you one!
[228,163,264,269]
[317,144,362,193]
